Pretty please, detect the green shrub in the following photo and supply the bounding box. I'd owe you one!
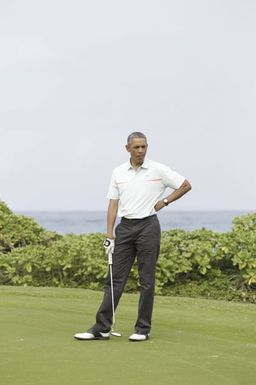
[230,213,256,286]
[0,201,255,303]
[0,234,107,289]
[0,201,61,253]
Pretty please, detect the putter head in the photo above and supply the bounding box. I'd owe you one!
[111,331,122,337]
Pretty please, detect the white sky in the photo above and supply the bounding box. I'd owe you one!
[0,0,255,211]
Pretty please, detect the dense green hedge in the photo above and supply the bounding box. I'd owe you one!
[0,201,255,303]
[0,201,61,252]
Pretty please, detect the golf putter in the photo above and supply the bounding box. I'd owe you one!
[108,250,122,337]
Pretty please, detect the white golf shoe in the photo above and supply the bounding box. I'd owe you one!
[129,333,150,342]
[74,331,110,340]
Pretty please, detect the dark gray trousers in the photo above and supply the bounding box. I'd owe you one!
[90,215,161,334]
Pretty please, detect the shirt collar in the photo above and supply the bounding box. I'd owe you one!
[127,158,149,170]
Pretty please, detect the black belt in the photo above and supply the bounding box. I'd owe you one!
[121,215,156,223]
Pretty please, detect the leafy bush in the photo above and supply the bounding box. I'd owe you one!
[155,228,222,290]
[0,201,255,303]
[0,201,61,253]
[0,234,106,288]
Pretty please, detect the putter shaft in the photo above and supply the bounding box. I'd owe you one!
[108,251,121,337]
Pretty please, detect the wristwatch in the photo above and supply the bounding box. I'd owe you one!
[163,198,169,206]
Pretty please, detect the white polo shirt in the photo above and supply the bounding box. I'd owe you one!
[107,159,186,219]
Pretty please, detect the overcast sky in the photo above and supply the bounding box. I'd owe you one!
[0,0,255,211]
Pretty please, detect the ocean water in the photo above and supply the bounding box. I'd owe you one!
[16,210,253,235]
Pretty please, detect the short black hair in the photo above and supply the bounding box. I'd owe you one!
[127,132,147,144]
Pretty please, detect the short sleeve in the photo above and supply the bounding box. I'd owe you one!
[107,171,119,199]
[160,165,186,189]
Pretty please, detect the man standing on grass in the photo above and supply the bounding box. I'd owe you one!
[74,132,191,341]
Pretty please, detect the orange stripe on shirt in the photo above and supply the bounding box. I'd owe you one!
[145,179,162,182]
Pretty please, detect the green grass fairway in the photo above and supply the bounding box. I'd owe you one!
[0,286,255,385]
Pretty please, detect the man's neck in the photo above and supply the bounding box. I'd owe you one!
[130,159,144,170]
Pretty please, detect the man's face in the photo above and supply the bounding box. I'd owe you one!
[126,138,148,165]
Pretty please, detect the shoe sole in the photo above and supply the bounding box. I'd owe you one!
[129,335,149,342]
[74,336,110,341]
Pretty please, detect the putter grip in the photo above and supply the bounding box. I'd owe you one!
[108,251,113,265]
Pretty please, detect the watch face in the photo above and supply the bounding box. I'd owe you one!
[164,199,168,206]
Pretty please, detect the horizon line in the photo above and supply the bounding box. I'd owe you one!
[15,208,255,213]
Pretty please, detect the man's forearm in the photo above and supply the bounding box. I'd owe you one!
[154,179,192,211]
[166,179,192,205]
[106,200,119,238]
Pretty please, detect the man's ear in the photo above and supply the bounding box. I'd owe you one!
[126,144,130,153]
